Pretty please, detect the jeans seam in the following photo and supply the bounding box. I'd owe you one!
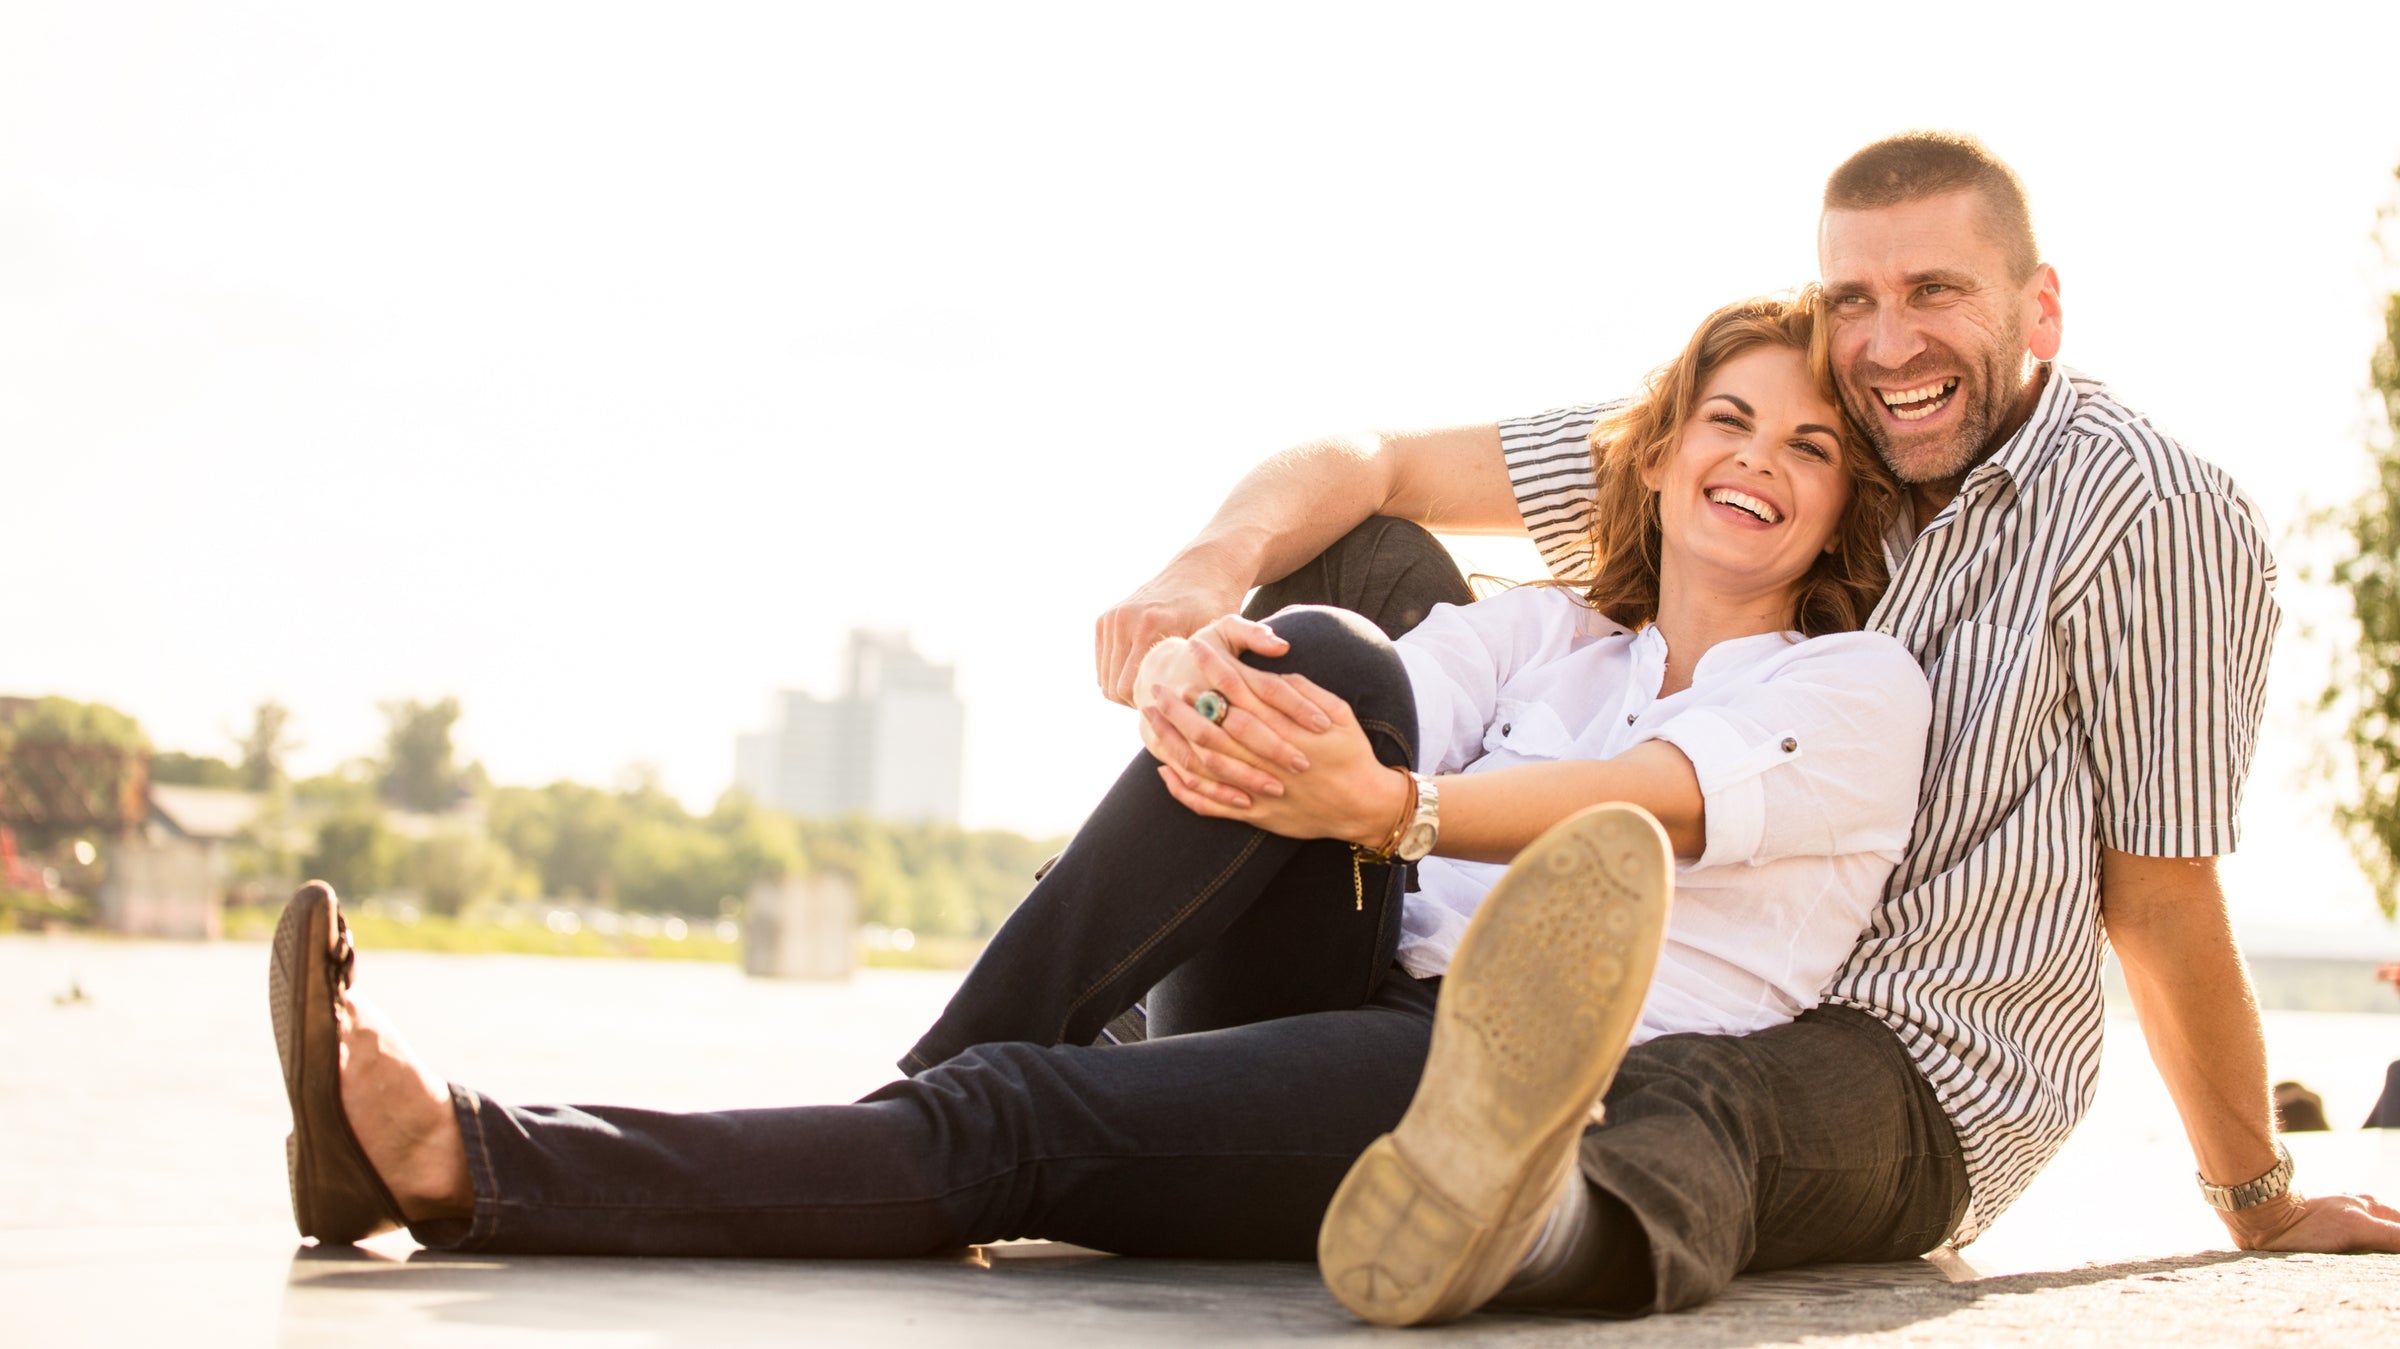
[451,1084,504,1249]
[1054,827,1267,1038]
[1356,717,1415,767]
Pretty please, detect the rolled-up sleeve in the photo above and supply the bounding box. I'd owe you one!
[1648,634,1932,870]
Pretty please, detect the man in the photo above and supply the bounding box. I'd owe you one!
[1105,131,2400,1320]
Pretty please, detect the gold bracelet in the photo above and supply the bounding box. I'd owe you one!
[1346,766,1418,911]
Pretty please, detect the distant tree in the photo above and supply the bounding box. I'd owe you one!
[2316,165,2400,921]
[150,751,243,789]
[238,699,297,793]
[4,697,149,752]
[378,697,469,813]
[0,698,151,849]
[395,828,517,917]
[304,806,397,900]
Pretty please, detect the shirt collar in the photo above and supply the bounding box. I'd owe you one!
[1883,362,2079,563]
[1971,362,2079,494]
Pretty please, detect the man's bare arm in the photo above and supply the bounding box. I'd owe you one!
[1095,424,1520,704]
[2101,849,2400,1253]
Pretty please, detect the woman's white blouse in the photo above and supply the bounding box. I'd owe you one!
[1392,585,1932,1045]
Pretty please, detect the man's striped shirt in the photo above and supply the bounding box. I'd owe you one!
[1497,367,2280,1240]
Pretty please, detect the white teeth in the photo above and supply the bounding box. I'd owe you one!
[1879,377,1958,420]
[1705,487,1780,523]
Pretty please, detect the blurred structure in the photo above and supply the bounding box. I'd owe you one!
[734,630,964,823]
[2273,1080,2330,1133]
[97,786,275,940]
[742,872,857,981]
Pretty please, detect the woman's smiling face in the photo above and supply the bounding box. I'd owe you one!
[1646,343,1854,608]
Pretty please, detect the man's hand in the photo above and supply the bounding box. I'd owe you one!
[2103,849,2400,1258]
[2221,1190,2400,1254]
[1096,557,1250,706]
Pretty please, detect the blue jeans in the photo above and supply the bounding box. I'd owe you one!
[421,605,1442,1259]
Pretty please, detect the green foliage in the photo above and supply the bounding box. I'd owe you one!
[394,828,519,917]
[1,697,150,753]
[378,697,473,812]
[791,814,1057,939]
[14,684,1061,958]
[2318,172,2400,921]
[488,781,627,899]
[304,806,398,900]
[150,751,243,789]
[239,699,296,792]
[0,884,90,929]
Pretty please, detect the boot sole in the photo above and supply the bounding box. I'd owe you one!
[1317,803,1671,1325]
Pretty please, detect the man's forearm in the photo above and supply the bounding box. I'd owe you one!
[2100,851,2280,1192]
[1166,435,1397,600]
[1096,422,1518,704]
[1170,424,1525,594]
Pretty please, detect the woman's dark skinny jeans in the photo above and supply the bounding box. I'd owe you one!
[414,519,1967,1317]
[418,604,1445,1261]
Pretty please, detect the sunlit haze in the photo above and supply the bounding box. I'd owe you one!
[8,3,2400,952]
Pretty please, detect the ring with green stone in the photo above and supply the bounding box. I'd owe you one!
[1194,689,1230,725]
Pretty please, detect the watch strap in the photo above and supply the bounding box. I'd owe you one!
[2197,1142,2294,1211]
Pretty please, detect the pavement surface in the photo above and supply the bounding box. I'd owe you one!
[6,935,2397,1346]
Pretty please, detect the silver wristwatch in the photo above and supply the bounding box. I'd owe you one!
[2197,1142,2294,1211]
[1392,774,1440,862]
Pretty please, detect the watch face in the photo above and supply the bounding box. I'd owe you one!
[1398,822,1438,860]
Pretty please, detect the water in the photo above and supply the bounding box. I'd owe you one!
[0,935,966,1230]
[4,935,2394,1269]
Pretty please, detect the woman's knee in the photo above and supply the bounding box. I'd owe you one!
[1252,605,1395,682]
[1245,606,1415,750]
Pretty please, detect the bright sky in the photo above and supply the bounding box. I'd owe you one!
[8,3,2400,952]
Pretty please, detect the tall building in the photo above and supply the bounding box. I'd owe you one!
[734,630,964,823]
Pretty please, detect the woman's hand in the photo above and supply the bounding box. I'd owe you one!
[1133,616,1335,803]
[1146,670,1406,846]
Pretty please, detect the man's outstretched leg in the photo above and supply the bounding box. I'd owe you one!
[270,882,470,1241]
[271,879,1443,1257]
[1316,803,1673,1327]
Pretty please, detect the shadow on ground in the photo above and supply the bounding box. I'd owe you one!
[281,1242,2353,1347]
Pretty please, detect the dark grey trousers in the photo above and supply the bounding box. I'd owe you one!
[1266,518,1969,1312]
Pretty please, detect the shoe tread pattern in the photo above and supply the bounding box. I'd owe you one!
[1318,805,1671,1326]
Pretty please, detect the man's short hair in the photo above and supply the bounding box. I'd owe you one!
[1823,131,2040,281]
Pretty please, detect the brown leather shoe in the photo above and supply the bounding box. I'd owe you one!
[269,881,407,1243]
[1317,804,1672,1326]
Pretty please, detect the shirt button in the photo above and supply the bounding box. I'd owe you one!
[1781,737,1798,753]
[1626,714,1636,725]
[1501,723,1512,735]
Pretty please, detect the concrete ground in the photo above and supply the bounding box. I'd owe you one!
[6,936,2396,1346]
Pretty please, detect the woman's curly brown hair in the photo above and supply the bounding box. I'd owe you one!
[1577,291,1901,637]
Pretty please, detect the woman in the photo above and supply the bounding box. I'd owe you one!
[272,293,1929,1323]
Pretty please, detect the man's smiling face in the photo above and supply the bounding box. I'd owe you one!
[1817,190,2062,492]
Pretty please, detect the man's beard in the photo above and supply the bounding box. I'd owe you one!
[1841,344,2032,486]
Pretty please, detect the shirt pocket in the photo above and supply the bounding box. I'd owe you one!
[1483,699,1576,763]
[1923,617,2032,801]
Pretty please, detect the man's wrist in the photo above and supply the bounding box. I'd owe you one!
[2217,1189,2308,1249]
[1170,533,1266,601]
[2198,1140,2294,1213]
